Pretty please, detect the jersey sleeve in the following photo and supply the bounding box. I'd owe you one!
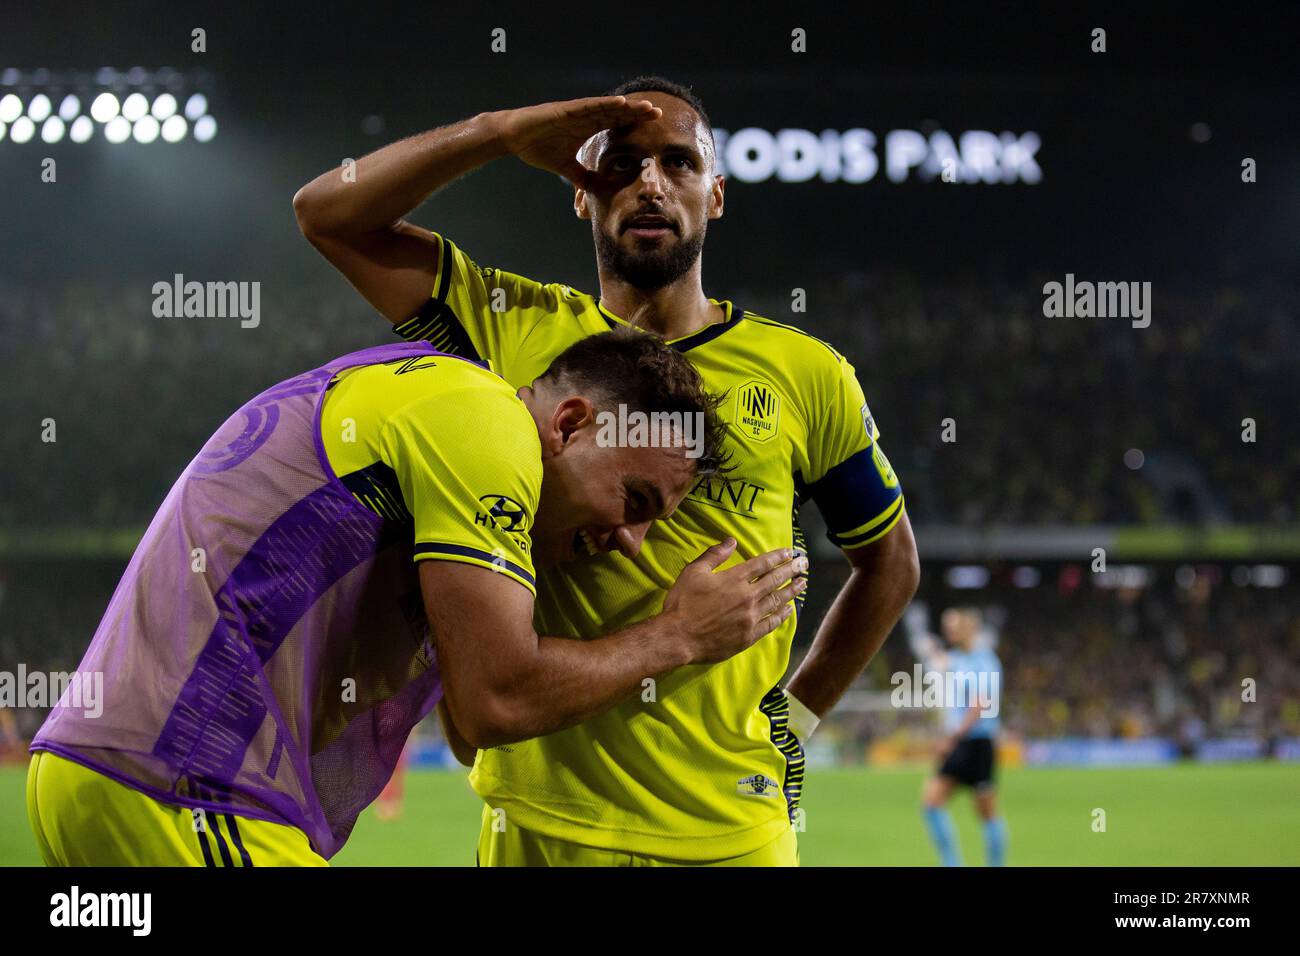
[391,232,558,379]
[799,350,905,550]
[378,384,542,595]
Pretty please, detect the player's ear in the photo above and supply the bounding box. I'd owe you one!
[553,396,596,447]
[709,175,725,220]
[574,187,591,221]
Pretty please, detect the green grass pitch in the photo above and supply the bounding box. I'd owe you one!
[2,762,1296,866]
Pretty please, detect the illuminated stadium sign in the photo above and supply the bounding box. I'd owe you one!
[714,127,1041,184]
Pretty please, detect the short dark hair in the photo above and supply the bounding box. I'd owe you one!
[541,327,731,477]
[606,75,714,143]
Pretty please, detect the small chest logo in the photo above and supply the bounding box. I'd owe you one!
[735,381,781,444]
[736,773,781,798]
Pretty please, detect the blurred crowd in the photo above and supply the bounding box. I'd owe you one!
[750,273,1300,525]
[3,558,1297,752]
[2,274,1298,528]
[0,277,380,528]
[5,273,1294,530]
[2,275,1297,756]
[816,563,1300,749]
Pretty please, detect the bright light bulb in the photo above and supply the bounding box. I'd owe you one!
[27,93,52,122]
[161,115,187,142]
[41,116,65,143]
[70,115,94,142]
[121,92,148,122]
[132,115,160,143]
[151,93,177,119]
[10,116,35,143]
[0,94,23,123]
[194,115,217,142]
[105,115,131,143]
[90,92,119,122]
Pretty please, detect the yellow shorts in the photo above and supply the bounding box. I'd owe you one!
[26,750,327,867]
[475,803,800,867]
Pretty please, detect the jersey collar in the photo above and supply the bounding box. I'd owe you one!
[596,298,744,353]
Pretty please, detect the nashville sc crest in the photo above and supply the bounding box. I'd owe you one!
[735,380,781,444]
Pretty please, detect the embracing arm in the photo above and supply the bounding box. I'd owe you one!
[422,541,805,749]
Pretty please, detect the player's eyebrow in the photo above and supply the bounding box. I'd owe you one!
[627,478,668,520]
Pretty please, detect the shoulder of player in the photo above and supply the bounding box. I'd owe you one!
[439,233,593,305]
[384,361,536,444]
[736,309,848,365]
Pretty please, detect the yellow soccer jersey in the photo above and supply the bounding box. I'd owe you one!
[393,232,905,860]
[320,350,541,596]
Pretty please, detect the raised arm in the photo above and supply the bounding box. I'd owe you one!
[424,541,807,749]
[292,96,661,323]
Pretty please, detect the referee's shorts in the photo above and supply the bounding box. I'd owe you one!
[938,737,996,791]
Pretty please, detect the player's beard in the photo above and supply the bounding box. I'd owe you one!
[595,220,707,292]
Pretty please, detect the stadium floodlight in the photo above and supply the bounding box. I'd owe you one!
[104,115,131,144]
[151,93,177,120]
[132,115,160,144]
[40,116,65,144]
[121,92,149,122]
[193,115,217,142]
[10,115,35,143]
[184,93,207,120]
[160,114,187,142]
[27,93,52,122]
[58,94,80,121]
[0,122,5,142]
[0,93,22,123]
[90,92,119,122]
[69,115,94,143]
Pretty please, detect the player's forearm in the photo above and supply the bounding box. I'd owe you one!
[461,613,694,748]
[292,112,509,237]
[786,558,918,718]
